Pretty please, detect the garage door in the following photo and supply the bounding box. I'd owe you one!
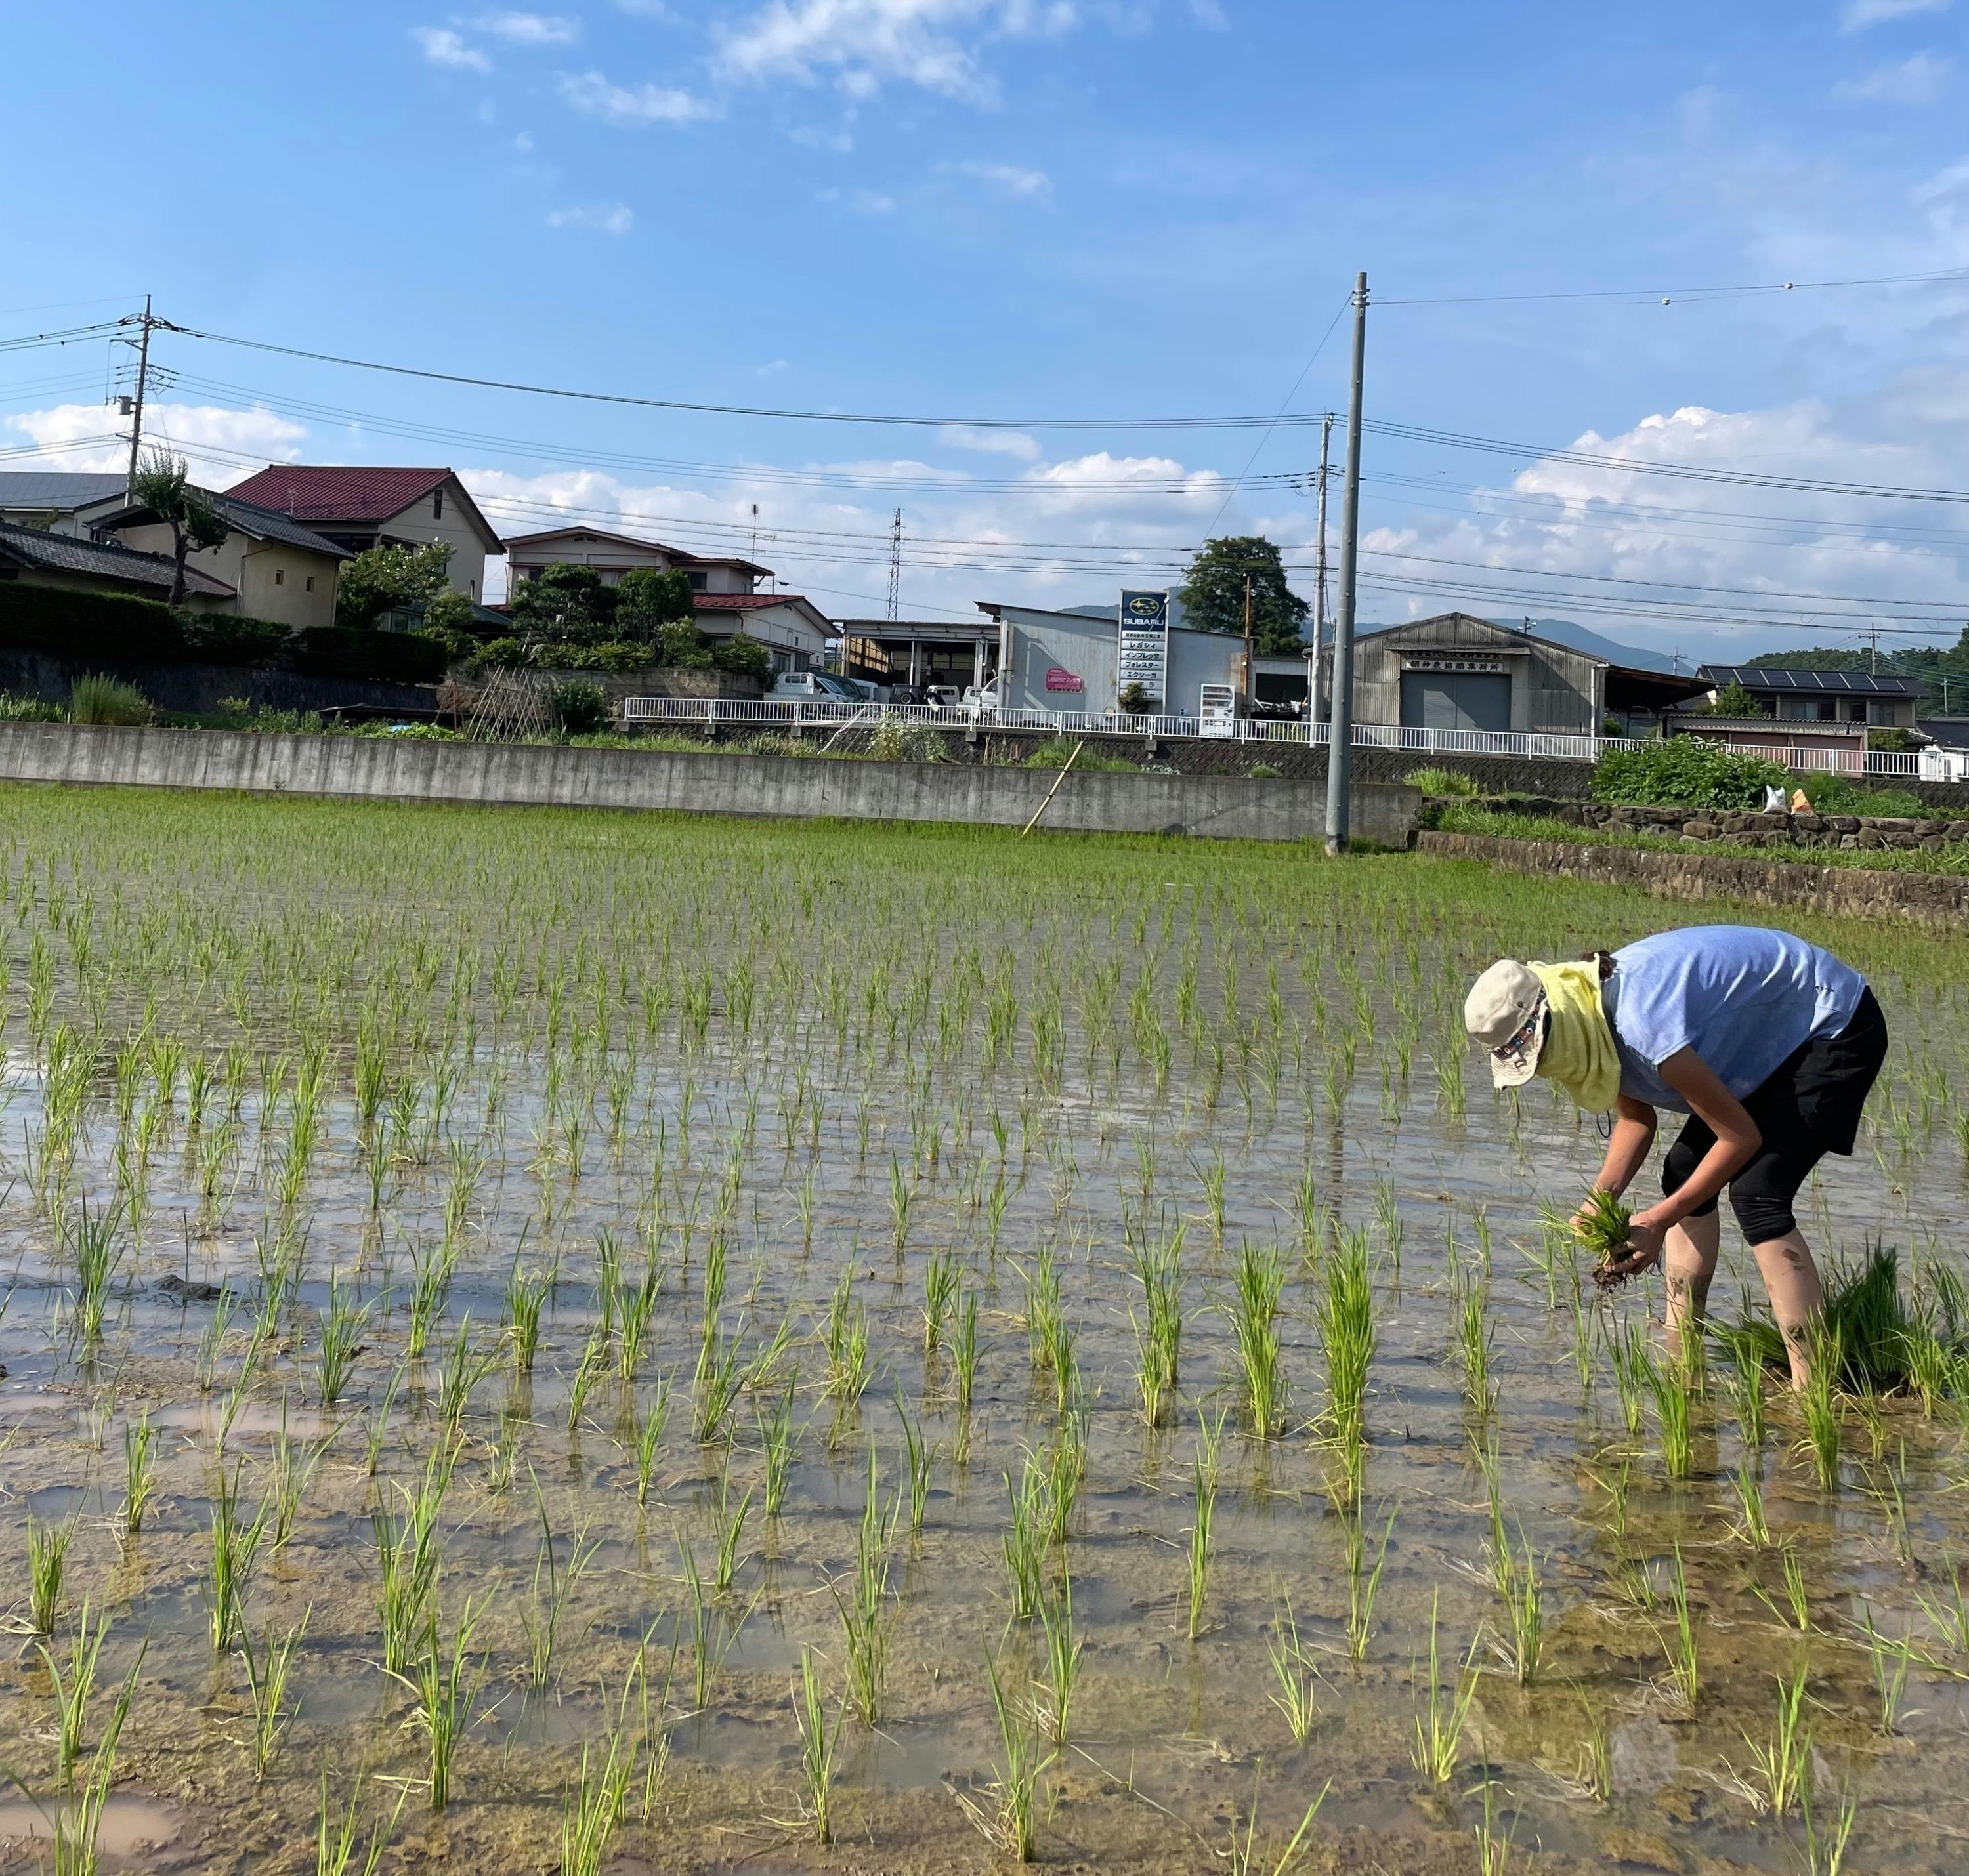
[1400,671,1510,733]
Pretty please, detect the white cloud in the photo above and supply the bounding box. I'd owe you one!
[1833,50,1953,102]
[1839,0,1951,30]
[954,158,1051,196]
[557,69,719,123]
[940,424,1042,460]
[717,0,1082,106]
[820,185,897,211]
[1354,394,1969,661]
[3,403,307,482]
[546,203,636,233]
[412,26,492,72]
[474,11,581,45]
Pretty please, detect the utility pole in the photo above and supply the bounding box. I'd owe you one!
[1310,411,1332,734]
[1324,273,1368,857]
[1242,573,1254,711]
[887,508,903,623]
[1868,623,1879,675]
[123,293,154,495]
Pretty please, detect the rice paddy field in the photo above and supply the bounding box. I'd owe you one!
[2,781,1967,1876]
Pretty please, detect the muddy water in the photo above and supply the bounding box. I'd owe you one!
[0,804,1966,1875]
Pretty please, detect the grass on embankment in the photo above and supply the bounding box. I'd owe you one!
[1426,801,1969,879]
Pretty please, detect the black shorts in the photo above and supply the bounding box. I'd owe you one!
[1660,986,1888,1243]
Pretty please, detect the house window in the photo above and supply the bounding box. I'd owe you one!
[433,491,444,520]
[687,571,708,592]
[1869,700,1898,726]
[305,575,315,593]
[274,569,285,587]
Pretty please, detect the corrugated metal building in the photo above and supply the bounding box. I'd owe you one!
[975,601,1244,713]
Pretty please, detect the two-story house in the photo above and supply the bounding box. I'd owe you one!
[221,467,502,603]
[501,525,830,668]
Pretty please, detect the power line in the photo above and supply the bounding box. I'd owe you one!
[1375,265,1969,307]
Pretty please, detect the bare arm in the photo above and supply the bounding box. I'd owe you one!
[1587,1096,1657,1203]
[1603,1047,1760,1277]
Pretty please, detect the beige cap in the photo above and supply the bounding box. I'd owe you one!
[1464,959,1546,1089]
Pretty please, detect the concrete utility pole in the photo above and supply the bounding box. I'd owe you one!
[1324,273,1367,856]
[1310,411,1332,734]
[123,293,154,495]
[1242,573,1254,709]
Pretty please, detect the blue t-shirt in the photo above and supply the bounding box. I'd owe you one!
[1604,926,1865,1112]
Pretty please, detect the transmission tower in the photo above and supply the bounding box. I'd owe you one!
[887,507,902,621]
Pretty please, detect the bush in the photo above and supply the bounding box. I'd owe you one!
[551,678,610,735]
[1592,738,1789,811]
[288,627,452,685]
[1794,771,1926,818]
[1248,763,1282,778]
[709,633,771,682]
[1118,682,1154,715]
[477,637,530,669]
[547,640,657,673]
[1019,735,1137,774]
[1405,765,1481,797]
[1867,727,1914,753]
[869,719,946,763]
[69,672,154,726]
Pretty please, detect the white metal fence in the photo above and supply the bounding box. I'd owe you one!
[618,696,1935,778]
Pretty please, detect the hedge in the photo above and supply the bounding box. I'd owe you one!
[0,581,287,667]
[0,583,451,685]
[287,627,452,685]
[1592,738,1790,812]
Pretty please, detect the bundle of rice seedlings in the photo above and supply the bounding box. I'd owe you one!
[1557,1189,1636,1291]
[1708,1245,1963,1396]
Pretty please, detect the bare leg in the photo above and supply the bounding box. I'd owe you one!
[1662,1211,1720,1364]
[1752,1230,1825,1392]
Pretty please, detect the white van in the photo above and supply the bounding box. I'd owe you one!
[769,670,864,704]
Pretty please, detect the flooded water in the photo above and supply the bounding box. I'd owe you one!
[1,785,1966,1873]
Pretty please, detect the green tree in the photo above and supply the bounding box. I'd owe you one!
[615,568,694,636]
[1706,680,1766,717]
[130,448,230,606]
[1176,537,1308,655]
[335,541,455,629]
[507,563,618,644]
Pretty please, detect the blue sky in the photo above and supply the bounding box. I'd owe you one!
[5,1,1968,657]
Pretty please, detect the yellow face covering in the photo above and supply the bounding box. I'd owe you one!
[1530,961,1621,1114]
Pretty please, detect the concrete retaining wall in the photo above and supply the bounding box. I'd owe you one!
[0,647,437,718]
[0,722,1420,846]
[1418,830,1969,928]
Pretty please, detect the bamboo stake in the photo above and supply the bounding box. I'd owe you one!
[1020,740,1085,837]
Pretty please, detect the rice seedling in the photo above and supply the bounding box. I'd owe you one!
[710,1475,753,1593]
[952,1287,981,1413]
[567,1322,613,1436]
[1315,1226,1376,1508]
[1267,1594,1322,1744]
[1228,1239,1287,1437]
[390,1595,490,1811]
[1471,1775,1519,1876]
[1489,1523,1545,1686]
[1345,1505,1397,1665]
[373,1439,455,1677]
[37,1599,107,1791]
[1797,1777,1859,1876]
[1915,1557,1969,1654]
[1859,1606,1913,1734]
[1128,1221,1183,1429]
[956,1651,1054,1864]
[1569,1187,1635,1289]
[239,1608,309,1780]
[1454,1280,1496,1419]
[522,1478,601,1690]
[1410,1592,1479,1784]
[559,1702,639,1876]
[922,1249,959,1358]
[1642,1342,1698,1482]
[1754,1541,1813,1634]
[788,1646,843,1843]
[635,1378,673,1509]
[833,1446,899,1724]
[1223,1772,1328,1876]
[44,1640,142,1876]
[314,1274,370,1409]
[1658,1544,1701,1711]
[1003,1457,1049,1621]
[316,1771,405,1876]
[503,1258,551,1377]
[1186,1434,1217,1641]
[207,1463,272,1651]
[120,1412,156,1539]
[1735,1661,1813,1817]
[822,1268,874,1411]
[897,1392,933,1534]
[759,1382,796,1516]
[1729,1455,1773,1549]
[1798,1322,1844,1493]
[268,1421,332,1551]
[1569,1701,1613,1804]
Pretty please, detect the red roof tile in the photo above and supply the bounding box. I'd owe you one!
[694,592,794,609]
[223,466,452,524]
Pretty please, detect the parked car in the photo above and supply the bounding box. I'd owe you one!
[923,685,961,710]
[960,678,1002,718]
[768,670,864,704]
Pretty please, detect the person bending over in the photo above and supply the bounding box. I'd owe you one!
[1464,925,1887,1388]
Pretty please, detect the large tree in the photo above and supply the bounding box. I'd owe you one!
[130,448,230,606]
[1177,536,1309,655]
[507,562,618,644]
[335,540,455,629]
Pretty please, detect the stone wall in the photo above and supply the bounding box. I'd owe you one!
[1490,797,1969,854]
[0,722,1422,848]
[1418,830,1969,928]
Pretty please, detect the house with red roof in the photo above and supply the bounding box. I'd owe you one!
[221,467,503,604]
